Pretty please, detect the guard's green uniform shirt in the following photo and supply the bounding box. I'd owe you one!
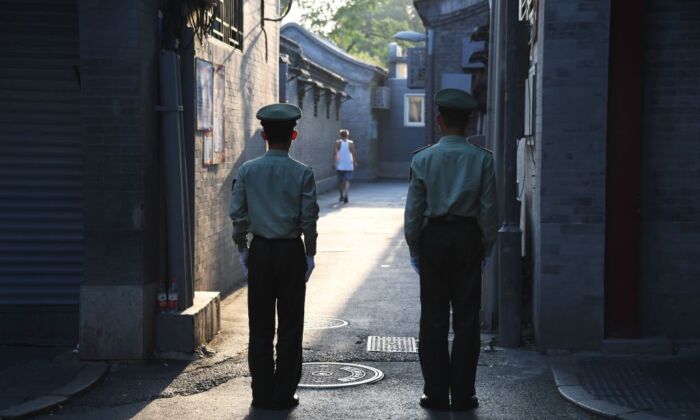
[404,135,498,257]
[230,149,319,256]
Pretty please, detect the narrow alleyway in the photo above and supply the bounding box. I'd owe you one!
[41,181,593,419]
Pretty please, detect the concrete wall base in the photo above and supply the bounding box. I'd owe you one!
[79,283,156,360]
[155,291,221,354]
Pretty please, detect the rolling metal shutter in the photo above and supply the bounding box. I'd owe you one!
[0,0,83,305]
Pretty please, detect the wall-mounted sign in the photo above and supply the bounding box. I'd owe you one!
[196,59,214,130]
[213,64,225,164]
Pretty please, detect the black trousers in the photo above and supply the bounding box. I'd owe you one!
[418,219,483,402]
[247,236,307,405]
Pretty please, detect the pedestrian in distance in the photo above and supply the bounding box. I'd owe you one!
[334,129,358,203]
[404,88,498,412]
[229,103,319,411]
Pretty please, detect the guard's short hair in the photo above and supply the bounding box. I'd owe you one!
[261,120,296,145]
[438,106,471,130]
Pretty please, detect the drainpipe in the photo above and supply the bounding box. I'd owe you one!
[279,56,289,102]
[157,50,193,311]
[483,0,505,331]
[426,28,435,144]
[179,27,196,309]
[497,0,527,347]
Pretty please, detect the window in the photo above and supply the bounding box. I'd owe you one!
[404,94,425,127]
[212,0,243,50]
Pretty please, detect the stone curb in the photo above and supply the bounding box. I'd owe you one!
[548,354,668,420]
[0,363,109,419]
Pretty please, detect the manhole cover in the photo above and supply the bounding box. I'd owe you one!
[367,336,418,353]
[298,362,384,388]
[304,317,349,330]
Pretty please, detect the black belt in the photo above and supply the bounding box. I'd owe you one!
[427,215,477,224]
[252,235,301,242]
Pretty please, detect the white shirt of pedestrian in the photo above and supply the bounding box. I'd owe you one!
[336,139,354,171]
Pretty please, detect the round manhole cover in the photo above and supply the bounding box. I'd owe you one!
[304,317,349,330]
[298,362,384,388]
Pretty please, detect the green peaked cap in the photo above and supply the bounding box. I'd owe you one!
[256,103,302,122]
[434,88,478,111]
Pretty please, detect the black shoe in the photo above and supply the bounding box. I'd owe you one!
[339,196,344,202]
[451,396,479,411]
[343,196,348,203]
[272,394,299,410]
[419,394,450,411]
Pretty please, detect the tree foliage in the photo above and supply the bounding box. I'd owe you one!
[297,0,424,67]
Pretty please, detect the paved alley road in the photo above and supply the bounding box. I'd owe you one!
[42,181,593,420]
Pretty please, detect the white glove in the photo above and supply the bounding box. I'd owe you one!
[410,256,420,274]
[481,255,491,271]
[239,249,249,278]
[305,256,315,282]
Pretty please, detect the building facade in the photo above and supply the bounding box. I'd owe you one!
[494,0,700,350]
[413,0,700,351]
[280,35,348,192]
[281,23,388,180]
[414,0,490,145]
[0,0,282,359]
[377,43,427,179]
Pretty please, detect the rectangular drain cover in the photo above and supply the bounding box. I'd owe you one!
[367,336,417,353]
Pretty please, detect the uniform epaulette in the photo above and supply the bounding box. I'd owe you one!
[412,144,433,155]
[474,144,493,154]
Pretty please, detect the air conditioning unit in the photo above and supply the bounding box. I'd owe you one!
[373,86,391,110]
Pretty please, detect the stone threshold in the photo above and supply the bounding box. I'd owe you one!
[548,353,668,420]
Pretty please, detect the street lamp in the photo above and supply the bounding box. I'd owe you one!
[393,31,427,43]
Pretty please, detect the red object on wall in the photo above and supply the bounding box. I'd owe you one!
[157,279,168,313]
[167,277,178,313]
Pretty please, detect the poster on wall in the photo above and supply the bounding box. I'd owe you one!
[196,59,214,130]
[212,64,226,163]
[203,129,214,166]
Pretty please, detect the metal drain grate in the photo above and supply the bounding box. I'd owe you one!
[298,362,384,388]
[367,336,418,353]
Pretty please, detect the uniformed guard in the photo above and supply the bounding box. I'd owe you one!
[404,88,498,412]
[230,103,319,410]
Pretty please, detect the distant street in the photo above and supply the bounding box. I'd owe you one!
[42,181,593,419]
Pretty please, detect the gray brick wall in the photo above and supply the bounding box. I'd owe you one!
[286,79,342,192]
[80,0,153,287]
[418,1,489,145]
[192,0,280,294]
[78,0,160,358]
[281,24,387,180]
[378,78,426,179]
[639,0,700,339]
[530,0,611,350]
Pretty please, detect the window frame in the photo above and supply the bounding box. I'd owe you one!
[404,93,426,127]
[211,0,244,50]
